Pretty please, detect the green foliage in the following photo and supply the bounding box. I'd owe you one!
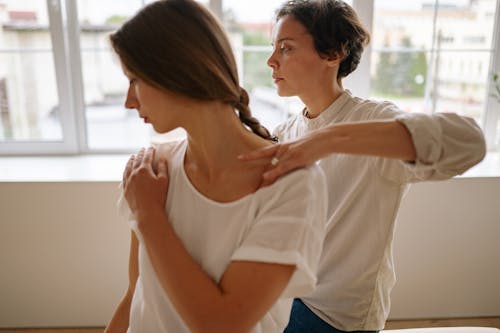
[243,52,273,91]
[491,72,500,103]
[106,15,128,25]
[243,30,269,46]
[372,36,427,98]
[242,31,273,91]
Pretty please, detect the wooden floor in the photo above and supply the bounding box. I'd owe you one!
[1,317,499,332]
[384,317,500,329]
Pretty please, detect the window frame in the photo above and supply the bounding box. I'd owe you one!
[0,0,498,155]
[482,0,500,149]
[0,0,80,155]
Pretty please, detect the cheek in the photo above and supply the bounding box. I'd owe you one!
[293,56,329,81]
[284,53,320,74]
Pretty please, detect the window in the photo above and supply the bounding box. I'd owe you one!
[76,0,149,151]
[77,0,208,151]
[221,0,309,131]
[370,0,499,147]
[0,0,499,154]
[0,0,67,153]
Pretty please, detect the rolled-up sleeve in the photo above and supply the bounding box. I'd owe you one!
[372,104,486,183]
[395,112,486,181]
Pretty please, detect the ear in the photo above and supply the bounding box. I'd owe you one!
[325,51,343,67]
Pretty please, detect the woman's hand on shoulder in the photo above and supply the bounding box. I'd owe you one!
[123,146,169,219]
[238,132,326,187]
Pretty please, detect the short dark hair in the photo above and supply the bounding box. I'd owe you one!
[276,0,370,79]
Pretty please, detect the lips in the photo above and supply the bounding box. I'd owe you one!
[272,74,284,84]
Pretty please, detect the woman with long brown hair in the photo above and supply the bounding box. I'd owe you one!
[104,1,326,332]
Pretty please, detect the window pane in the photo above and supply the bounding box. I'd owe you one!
[372,0,435,51]
[434,50,490,124]
[371,50,429,113]
[222,0,306,132]
[78,0,210,150]
[435,0,496,51]
[0,0,62,141]
[371,0,497,131]
[77,0,151,150]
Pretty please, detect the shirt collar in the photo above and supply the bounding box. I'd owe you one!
[301,90,353,129]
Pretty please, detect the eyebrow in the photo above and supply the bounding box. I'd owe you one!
[271,31,310,45]
[271,37,295,45]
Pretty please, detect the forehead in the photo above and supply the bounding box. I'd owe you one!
[120,62,133,77]
[271,15,309,42]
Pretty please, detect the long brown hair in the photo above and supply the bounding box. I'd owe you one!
[110,0,275,140]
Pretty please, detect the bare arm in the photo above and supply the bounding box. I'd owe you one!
[239,120,416,186]
[138,211,295,333]
[123,147,295,333]
[104,231,139,333]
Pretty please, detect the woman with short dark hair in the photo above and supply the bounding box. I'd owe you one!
[239,1,486,332]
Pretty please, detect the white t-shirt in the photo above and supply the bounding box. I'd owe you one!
[119,139,328,333]
[274,90,486,331]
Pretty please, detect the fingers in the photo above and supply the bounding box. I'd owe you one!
[271,143,288,165]
[258,142,308,187]
[238,144,280,161]
[124,147,153,185]
[261,161,296,187]
[133,147,145,169]
[123,155,135,184]
[157,158,168,181]
[142,147,155,166]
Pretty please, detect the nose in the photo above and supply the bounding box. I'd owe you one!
[124,85,139,109]
[267,49,278,70]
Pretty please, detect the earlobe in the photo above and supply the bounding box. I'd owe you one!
[326,52,343,67]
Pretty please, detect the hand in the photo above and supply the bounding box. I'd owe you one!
[123,147,169,219]
[238,134,324,187]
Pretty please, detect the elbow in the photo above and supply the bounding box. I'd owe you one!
[447,114,487,171]
[451,124,487,175]
[189,319,253,333]
[476,134,487,165]
[187,304,256,333]
[466,125,487,168]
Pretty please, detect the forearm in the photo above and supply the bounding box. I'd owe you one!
[104,290,133,333]
[137,211,236,332]
[318,120,416,161]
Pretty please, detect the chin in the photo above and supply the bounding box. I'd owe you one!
[277,89,295,97]
[155,125,180,134]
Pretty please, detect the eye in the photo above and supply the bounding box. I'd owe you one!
[279,42,291,53]
[129,78,137,85]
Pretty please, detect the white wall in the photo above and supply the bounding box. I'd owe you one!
[0,178,499,328]
[0,182,129,328]
[390,178,500,319]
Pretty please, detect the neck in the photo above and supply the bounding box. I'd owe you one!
[300,79,344,118]
[183,101,268,178]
